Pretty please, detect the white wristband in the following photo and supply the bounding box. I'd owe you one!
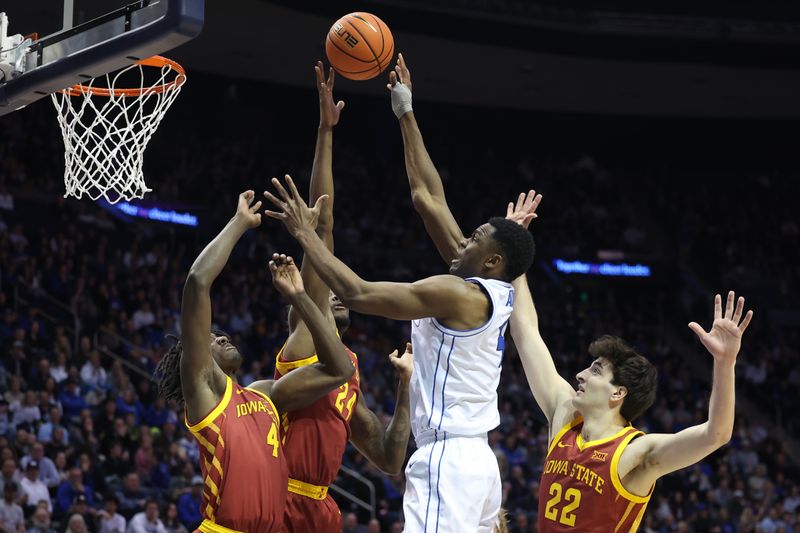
[391,83,413,119]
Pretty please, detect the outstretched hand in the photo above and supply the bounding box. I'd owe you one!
[234,190,263,229]
[263,175,328,237]
[386,53,412,92]
[387,53,413,119]
[315,61,345,128]
[388,342,414,384]
[688,291,753,364]
[269,253,305,298]
[506,190,542,229]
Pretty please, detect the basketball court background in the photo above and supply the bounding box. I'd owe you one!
[0,1,798,531]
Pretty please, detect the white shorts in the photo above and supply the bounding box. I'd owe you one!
[403,431,501,533]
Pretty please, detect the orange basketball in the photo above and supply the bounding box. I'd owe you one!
[325,13,394,81]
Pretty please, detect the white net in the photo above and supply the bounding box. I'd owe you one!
[51,57,185,204]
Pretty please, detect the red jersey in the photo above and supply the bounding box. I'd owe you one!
[273,343,360,486]
[186,376,288,533]
[538,417,653,533]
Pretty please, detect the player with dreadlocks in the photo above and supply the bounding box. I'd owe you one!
[155,190,354,533]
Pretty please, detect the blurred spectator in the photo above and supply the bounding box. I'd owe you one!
[342,512,363,533]
[12,393,41,433]
[19,461,50,514]
[0,460,21,493]
[70,494,97,533]
[58,382,88,424]
[55,468,94,517]
[26,503,55,533]
[64,513,88,533]
[21,443,60,489]
[37,408,70,446]
[160,503,186,533]
[115,474,147,518]
[80,352,108,392]
[0,482,25,533]
[126,500,165,533]
[175,477,201,531]
[97,497,125,533]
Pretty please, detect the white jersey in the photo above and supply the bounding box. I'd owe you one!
[409,277,514,438]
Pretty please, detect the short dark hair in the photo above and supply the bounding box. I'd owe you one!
[588,335,657,422]
[487,218,535,281]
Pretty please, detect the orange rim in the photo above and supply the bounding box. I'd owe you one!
[61,56,186,97]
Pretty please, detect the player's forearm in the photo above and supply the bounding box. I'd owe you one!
[311,125,335,232]
[294,228,369,307]
[510,275,540,330]
[287,291,353,380]
[704,359,736,446]
[186,217,249,288]
[382,379,411,474]
[399,112,446,205]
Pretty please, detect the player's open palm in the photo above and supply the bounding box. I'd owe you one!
[235,190,262,229]
[316,61,344,127]
[269,254,305,298]
[389,342,414,384]
[264,175,328,237]
[688,291,753,363]
[506,190,542,229]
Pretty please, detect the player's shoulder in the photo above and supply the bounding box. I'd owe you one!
[548,401,580,443]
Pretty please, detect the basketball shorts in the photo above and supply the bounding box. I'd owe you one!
[403,432,501,533]
[282,491,342,533]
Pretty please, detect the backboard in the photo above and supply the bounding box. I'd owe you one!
[0,0,203,116]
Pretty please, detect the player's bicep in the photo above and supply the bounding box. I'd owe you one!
[179,277,215,396]
[350,275,471,321]
[636,425,720,479]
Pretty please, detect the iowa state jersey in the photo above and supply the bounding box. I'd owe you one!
[274,344,360,486]
[409,277,513,437]
[538,417,654,533]
[186,376,288,533]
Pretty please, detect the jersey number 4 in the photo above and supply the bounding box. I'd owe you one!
[266,423,279,458]
[544,482,582,527]
[335,382,357,421]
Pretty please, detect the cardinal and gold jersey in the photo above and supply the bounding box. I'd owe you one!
[538,417,654,533]
[186,376,287,533]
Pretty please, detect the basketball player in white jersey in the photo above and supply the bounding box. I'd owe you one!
[264,179,537,532]
[385,53,541,531]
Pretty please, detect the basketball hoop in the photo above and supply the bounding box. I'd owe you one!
[51,56,186,204]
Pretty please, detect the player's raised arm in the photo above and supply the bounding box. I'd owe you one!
[510,275,576,426]
[619,292,754,492]
[387,53,464,264]
[180,191,262,422]
[350,343,413,475]
[255,254,354,414]
[284,62,344,353]
[264,176,486,324]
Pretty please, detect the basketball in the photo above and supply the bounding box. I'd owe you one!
[325,13,394,81]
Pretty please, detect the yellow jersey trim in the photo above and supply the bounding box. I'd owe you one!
[610,431,653,504]
[288,477,329,500]
[275,330,357,376]
[547,416,583,457]
[244,386,281,421]
[197,519,244,533]
[186,376,233,433]
[576,424,634,452]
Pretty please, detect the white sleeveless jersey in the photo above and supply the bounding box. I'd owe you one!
[409,277,514,438]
